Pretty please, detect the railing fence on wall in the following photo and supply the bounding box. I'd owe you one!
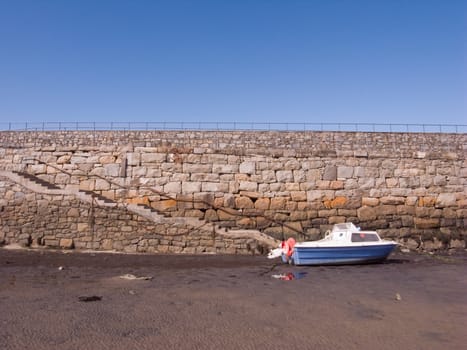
[0,122,465,133]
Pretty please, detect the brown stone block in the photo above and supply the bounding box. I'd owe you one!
[254,198,270,210]
[218,208,239,220]
[270,197,286,210]
[235,196,254,209]
[414,217,440,229]
[397,205,414,215]
[357,206,377,221]
[59,238,74,249]
[318,209,337,218]
[380,205,397,216]
[419,196,436,207]
[290,191,307,201]
[362,197,379,206]
[126,196,150,206]
[380,196,405,205]
[286,201,298,211]
[237,217,255,228]
[256,217,271,229]
[152,199,177,211]
[290,211,307,221]
[323,196,347,209]
[176,194,194,209]
[205,209,218,221]
[330,181,344,190]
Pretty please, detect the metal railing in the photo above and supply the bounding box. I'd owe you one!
[0,121,465,133]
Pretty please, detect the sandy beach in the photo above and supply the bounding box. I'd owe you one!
[1,248,466,350]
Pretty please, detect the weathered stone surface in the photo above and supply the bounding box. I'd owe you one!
[235,197,254,209]
[59,238,74,249]
[270,197,286,210]
[239,161,255,174]
[357,206,377,221]
[239,181,258,191]
[322,165,337,181]
[414,217,440,229]
[0,130,464,253]
[323,196,347,209]
[164,181,181,194]
[380,196,405,205]
[255,198,270,210]
[141,153,166,163]
[202,182,229,192]
[337,166,353,179]
[362,197,379,206]
[276,170,293,183]
[435,193,457,208]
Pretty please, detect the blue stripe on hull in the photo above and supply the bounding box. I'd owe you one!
[291,244,397,266]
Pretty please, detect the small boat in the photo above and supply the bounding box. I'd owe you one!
[282,223,397,266]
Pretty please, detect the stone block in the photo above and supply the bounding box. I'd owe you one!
[323,196,347,209]
[435,193,457,208]
[380,196,405,205]
[182,181,201,194]
[164,181,181,194]
[77,223,89,232]
[254,198,270,210]
[322,165,337,181]
[95,178,110,191]
[141,153,166,163]
[357,206,377,221]
[205,209,218,221]
[212,164,238,173]
[218,208,239,220]
[239,161,256,174]
[183,163,212,173]
[99,155,116,164]
[276,170,293,183]
[270,197,286,210]
[362,197,379,206]
[337,166,353,179]
[59,238,74,249]
[414,217,440,229]
[104,164,120,177]
[152,199,177,211]
[202,182,229,192]
[290,191,307,202]
[261,170,276,183]
[239,181,258,191]
[419,197,436,207]
[235,196,254,209]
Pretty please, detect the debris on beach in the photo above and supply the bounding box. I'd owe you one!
[271,272,307,281]
[58,266,65,271]
[78,295,102,302]
[267,247,282,259]
[119,274,153,281]
[395,293,402,301]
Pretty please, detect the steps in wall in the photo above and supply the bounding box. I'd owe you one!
[0,170,280,250]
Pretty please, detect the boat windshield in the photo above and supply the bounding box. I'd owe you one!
[333,223,357,231]
[351,233,380,242]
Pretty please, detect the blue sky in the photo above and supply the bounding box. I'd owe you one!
[0,0,465,125]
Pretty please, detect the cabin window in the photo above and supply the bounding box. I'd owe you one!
[351,233,379,242]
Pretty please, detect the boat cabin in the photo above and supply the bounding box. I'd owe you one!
[328,223,381,243]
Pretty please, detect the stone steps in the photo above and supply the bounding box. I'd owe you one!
[0,170,280,251]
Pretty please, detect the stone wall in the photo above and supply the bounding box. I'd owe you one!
[0,130,466,252]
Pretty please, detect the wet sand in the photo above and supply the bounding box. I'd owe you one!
[1,248,466,350]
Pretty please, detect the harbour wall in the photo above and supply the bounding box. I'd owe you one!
[0,130,466,253]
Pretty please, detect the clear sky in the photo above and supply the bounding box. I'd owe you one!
[0,0,465,126]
